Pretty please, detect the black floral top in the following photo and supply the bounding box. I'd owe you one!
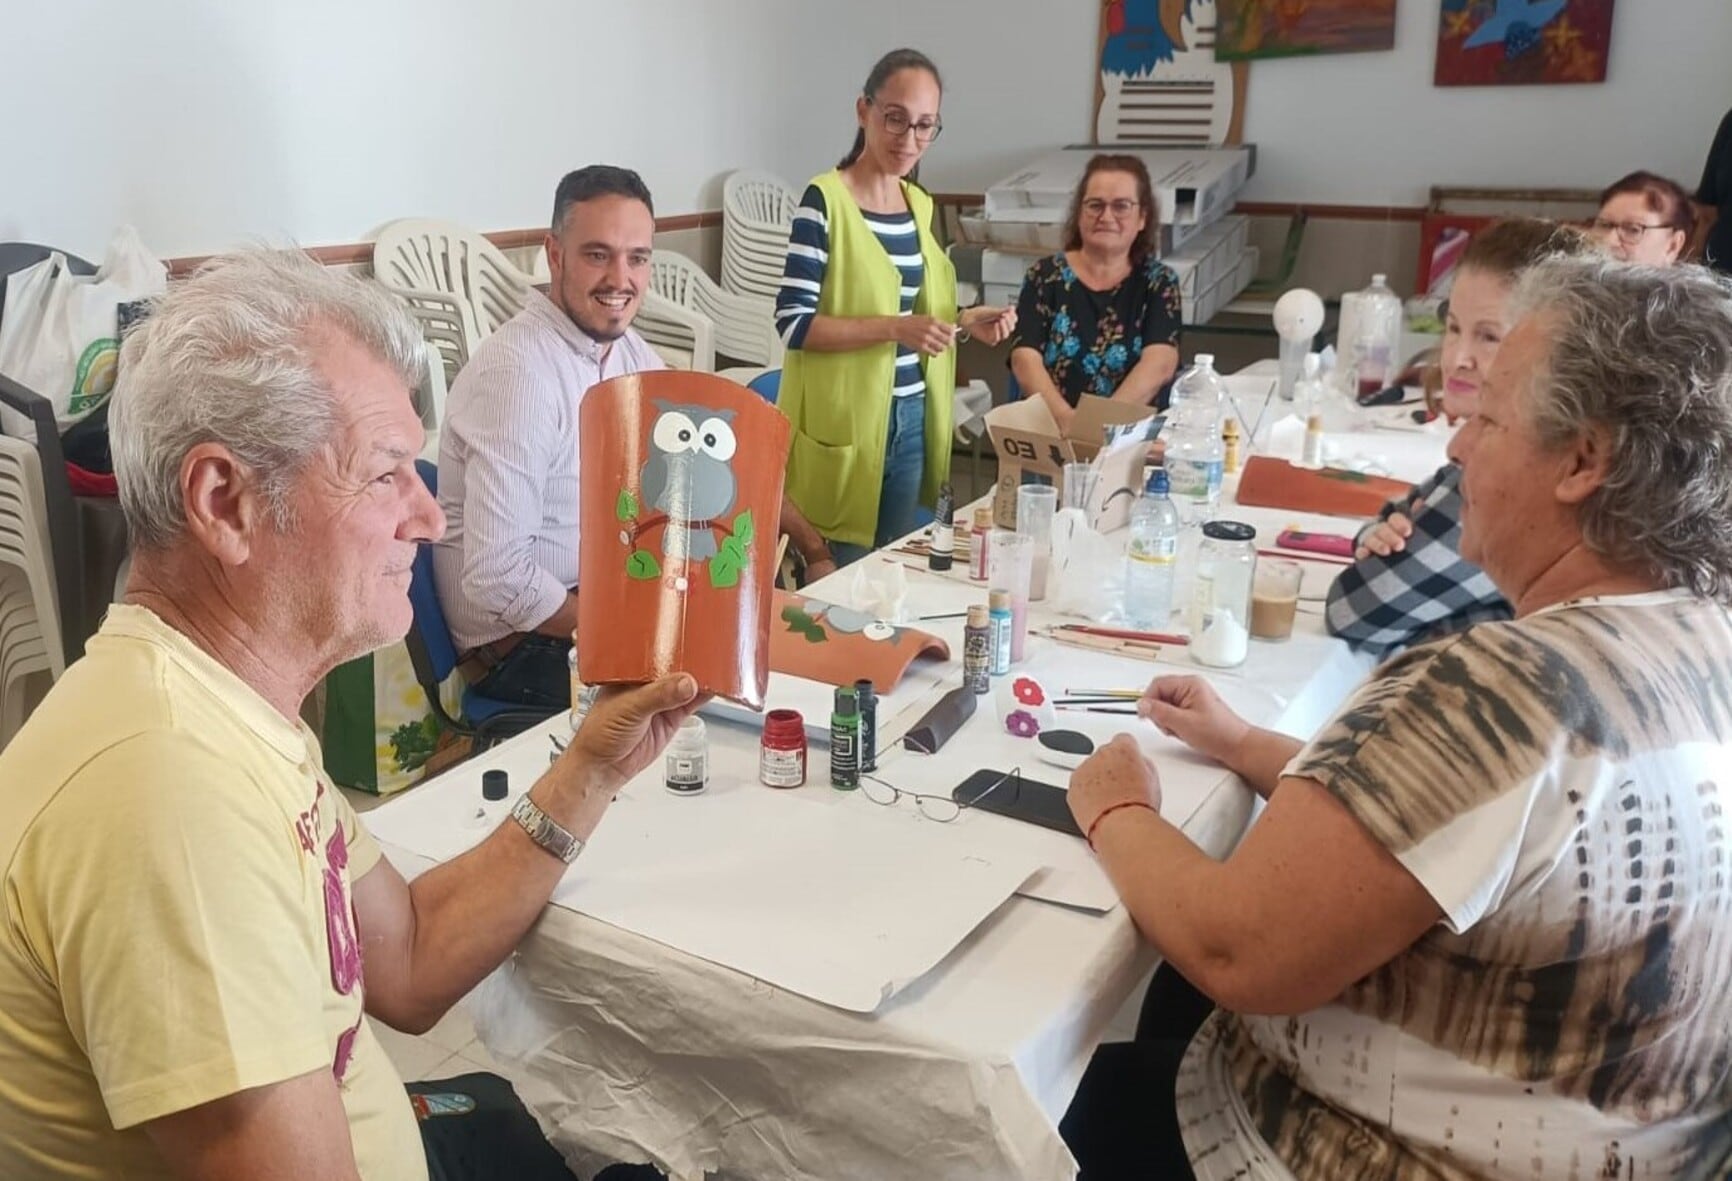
[1010,253,1184,408]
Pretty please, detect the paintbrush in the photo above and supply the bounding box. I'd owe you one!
[1055,623,1190,646]
[1056,704,1139,715]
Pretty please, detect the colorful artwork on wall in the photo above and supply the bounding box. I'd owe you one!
[1094,0,1248,145]
[1215,0,1397,60]
[1435,0,1615,87]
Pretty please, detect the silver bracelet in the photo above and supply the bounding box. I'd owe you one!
[511,794,584,864]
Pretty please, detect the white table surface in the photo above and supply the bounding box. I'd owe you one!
[370,383,1453,1181]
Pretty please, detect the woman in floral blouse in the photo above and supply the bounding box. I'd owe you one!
[1009,154,1184,431]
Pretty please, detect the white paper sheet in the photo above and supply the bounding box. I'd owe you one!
[363,743,1044,1013]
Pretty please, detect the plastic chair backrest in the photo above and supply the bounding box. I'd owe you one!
[0,376,81,668]
[373,220,534,355]
[404,460,459,689]
[723,170,798,233]
[747,369,781,405]
[0,434,66,682]
[648,252,782,368]
[634,291,717,372]
[389,286,469,389]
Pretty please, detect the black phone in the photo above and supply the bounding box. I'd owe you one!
[952,768,1083,838]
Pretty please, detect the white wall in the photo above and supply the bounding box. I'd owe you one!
[2,0,835,259]
[7,0,1731,260]
[903,0,1732,206]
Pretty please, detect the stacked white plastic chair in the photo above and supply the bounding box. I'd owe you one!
[373,220,534,359]
[0,435,64,748]
[640,251,783,370]
[721,170,798,302]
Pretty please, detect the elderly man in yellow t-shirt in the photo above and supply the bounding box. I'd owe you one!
[0,250,701,1181]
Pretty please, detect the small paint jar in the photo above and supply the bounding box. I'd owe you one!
[760,709,808,788]
[665,716,709,795]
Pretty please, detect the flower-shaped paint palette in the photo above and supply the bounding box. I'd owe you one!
[996,674,1058,739]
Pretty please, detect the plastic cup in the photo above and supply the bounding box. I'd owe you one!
[1061,462,1097,513]
[1016,484,1058,601]
[987,529,1034,664]
[1250,559,1303,640]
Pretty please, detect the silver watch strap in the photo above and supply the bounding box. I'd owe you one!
[510,795,583,864]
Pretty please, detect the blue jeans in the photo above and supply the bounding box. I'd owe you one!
[831,393,926,567]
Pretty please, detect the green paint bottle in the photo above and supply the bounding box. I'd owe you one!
[830,687,860,789]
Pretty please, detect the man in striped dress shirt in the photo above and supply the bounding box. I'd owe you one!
[432,166,666,710]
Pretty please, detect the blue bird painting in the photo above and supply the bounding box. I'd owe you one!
[1101,0,1195,77]
[1461,0,1567,51]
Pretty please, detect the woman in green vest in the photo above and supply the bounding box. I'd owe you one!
[775,48,1016,565]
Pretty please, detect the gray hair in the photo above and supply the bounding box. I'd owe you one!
[1509,257,1732,601]
[111,249,427,550]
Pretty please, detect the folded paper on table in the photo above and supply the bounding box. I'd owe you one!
[1234,455,1412,519]
[363,764,1043,1012]
[578,371,790,709]
[770,590,950,693]
[984,395,1160,533]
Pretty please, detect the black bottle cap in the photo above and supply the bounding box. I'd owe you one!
[854,678,876,705]
[482,769,509,802]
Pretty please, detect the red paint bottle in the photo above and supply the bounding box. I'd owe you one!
[760,709,808,788]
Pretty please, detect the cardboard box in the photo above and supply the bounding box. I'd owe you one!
[984,395,1160,534]
[985,146,1254,227]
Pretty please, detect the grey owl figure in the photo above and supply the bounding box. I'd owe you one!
[640,400,740,564]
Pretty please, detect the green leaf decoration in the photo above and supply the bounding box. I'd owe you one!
[710,536,747,589]
[780,605,828,643]
[626,549,661,579]
[733,509,755,546]
[616,489,639,521]
[1319,468,1370,485]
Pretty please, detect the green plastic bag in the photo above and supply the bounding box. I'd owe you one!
[322,639,463,795]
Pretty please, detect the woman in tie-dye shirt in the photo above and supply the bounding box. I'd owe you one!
[1062,258,1732,1181]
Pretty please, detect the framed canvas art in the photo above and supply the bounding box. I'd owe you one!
[1435,0,1615,87]
[1215,0,1397,60]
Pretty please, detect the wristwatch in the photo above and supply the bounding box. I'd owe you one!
[510,794,584,864]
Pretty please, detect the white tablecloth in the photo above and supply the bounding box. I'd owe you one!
[375,389,1453,1181]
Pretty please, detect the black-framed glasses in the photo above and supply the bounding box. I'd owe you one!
[1082,197,1141,221]
[860,765,1020,823]
[873,103,943,143]
[1589,217,1674,245]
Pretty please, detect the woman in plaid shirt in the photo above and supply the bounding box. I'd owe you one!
[1325,219,1595,655]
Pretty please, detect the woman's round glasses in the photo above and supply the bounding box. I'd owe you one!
[875,106,943,143]
[1082,198,1141,221]
[1590,218,1674,245]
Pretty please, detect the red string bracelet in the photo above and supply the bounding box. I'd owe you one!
[1085,800,1156,850]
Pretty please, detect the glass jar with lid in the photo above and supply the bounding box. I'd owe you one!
[1188,521,1256,668]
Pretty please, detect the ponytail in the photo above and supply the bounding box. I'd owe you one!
[838,129,867,170]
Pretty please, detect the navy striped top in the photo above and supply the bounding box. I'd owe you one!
[776,183,927,398]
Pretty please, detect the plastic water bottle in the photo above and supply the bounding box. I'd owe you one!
[1163,354,1226,523]
[1350,273,1402,398]
[1124,468,1180,629]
